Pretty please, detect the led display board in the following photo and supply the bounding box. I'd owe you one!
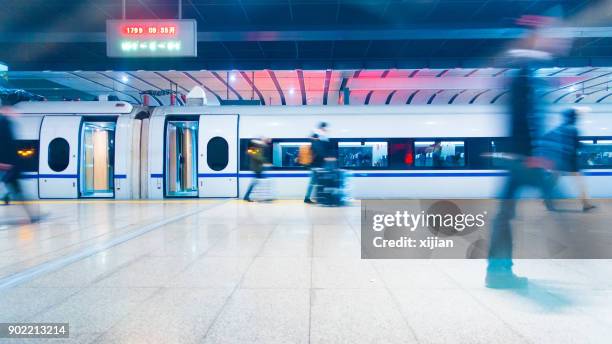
[106,19,197,57]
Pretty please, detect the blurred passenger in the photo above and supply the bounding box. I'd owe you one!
[0,113,38,223]
[304,122,332,204]
[486,64,555,289]
[243,137,272,202]
[304,133,323,204]
[544,108,596,211]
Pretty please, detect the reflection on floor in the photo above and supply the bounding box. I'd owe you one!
[1,200,611,344]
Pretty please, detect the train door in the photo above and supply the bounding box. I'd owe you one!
[79,120,116,198]
[198,114,239,198]
[38,116,81,199]
[165,119,199,197]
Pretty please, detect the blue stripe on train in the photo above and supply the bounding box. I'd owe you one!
[20,171,612,180]
[147,171,612,178]
[19,174,127,179]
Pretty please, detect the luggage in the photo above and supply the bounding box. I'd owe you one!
[314,166,346,206]
[298,145,313,166]
[249,177,273,202]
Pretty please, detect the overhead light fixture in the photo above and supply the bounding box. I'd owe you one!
[121,75,129,83]
[289,88,295,95]
[229,74,237,82]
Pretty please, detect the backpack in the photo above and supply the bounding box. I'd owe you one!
[298,145,313,166]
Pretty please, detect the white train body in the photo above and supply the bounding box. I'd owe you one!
[3,102,612,200]
[2,101,149,200]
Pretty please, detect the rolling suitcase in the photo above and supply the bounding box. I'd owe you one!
[315,167,345,206]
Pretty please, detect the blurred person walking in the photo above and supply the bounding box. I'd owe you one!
[243,137,272,202]
[0,113,38,223]
[543,107,596,211]
[486,64,556,289]
[304,122,332,204]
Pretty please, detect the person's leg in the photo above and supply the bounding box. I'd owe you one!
[488,171,519,269]
[486,165,527,288]
[6,178,35,222]
[244,172,261,201]
[539,169,557,211]
[304,170,317,203]
[574,172,595,211]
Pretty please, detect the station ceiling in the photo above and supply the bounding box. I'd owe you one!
[8,67,612,106]
[1,0,612,70]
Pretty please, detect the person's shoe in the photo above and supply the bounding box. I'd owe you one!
[485,270,529,289]
[304,199,314,204]
[583,203,596,212]
[244,198,254,202]
[28,216,43,224]
[544,199,556,211]
[2,194,9,205]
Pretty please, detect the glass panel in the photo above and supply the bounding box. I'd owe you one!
[207,136,229,171]
[48,138,70,172]
[490,139,508,168]
[388,139,414,169]
[80,122,115,198]
[272,141,309,168]
[414,140,465,168]
[578,139,612,168]
[166,121,198,197]
[338,141,388,168]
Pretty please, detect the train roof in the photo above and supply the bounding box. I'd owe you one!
[150,104,612,117]
[4,101,137,114]
[151,104,505,117]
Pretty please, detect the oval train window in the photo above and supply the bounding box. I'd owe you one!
[48,138,70,172]
[207,136,229,171]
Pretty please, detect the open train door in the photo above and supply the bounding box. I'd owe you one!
[198,114,239,198]
[38,116,81,199]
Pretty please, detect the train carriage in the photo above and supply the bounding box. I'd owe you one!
[2,101,149,200]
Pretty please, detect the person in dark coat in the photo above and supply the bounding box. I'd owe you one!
[543,108,595,211]
[304,122,334,203]
[243,138,271,202]
[486,65,555,289]
[0,113,38,223]
[304,133,322,203]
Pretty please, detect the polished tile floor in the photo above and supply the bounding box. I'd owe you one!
[1,200,611,344]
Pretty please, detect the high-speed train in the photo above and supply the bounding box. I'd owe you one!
[3,101,612,200]
[1,101,149,200]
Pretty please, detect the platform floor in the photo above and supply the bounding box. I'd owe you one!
[1,200,612,344]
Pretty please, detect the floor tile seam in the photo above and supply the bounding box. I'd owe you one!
[0,202,227,290]
[308,223,315,344]
[197,223,278,342]
[461,287,537,344]
[368,257,422,344]
[0,214,185,272]
[83,286,166,343]
[154,226,245,285]
[0,226,145,278]
[428,259,534,342]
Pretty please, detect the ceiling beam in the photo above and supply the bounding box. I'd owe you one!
[3,26,612,43]
[347,76,586,91]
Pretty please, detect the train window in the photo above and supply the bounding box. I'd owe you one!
[338,141,388,168]
[414,140,465,168]
[272,141,309,168]
[578,139,612,168]
[48,138,70,172]
[14,140,39,172]
[388,139,414,168]
[207,136,229,171]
